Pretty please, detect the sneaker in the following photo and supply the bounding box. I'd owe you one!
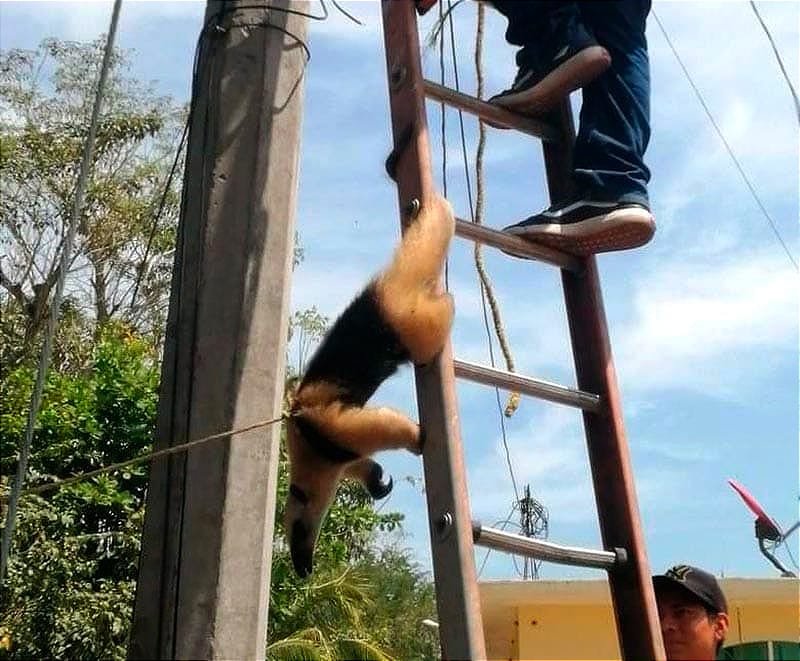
[489,44,611,115]
[502,198,655,256]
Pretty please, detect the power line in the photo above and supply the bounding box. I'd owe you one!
[1,0,124,583]
[476,502,517,578]
[432,0,521,505]
[440,0,521,505]
[128,119,188,315]
[652,10,798,271]
[749,0,800,125]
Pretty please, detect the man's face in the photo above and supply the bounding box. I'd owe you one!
[656,586,729,661]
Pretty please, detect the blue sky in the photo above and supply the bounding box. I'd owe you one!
[2,0,797,582]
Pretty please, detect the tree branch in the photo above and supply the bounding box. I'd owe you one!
[0,263,29,307]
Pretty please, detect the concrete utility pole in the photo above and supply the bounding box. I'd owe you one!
[129,2,306,658]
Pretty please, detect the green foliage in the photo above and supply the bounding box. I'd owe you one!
[287,306,330,378]
[267,543,439,661]
[0,34,437,661]
[354,549,439,660]
[268,444,437,661]
[1,325,437,660]
[0,326,158,660]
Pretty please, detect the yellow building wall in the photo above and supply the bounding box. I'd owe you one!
[725,602,800,647]
[517,604,619,661]
[514,601,798,661]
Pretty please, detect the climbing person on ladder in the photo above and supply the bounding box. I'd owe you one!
[488,0,655,256]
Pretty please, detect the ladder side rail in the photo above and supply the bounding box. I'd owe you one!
[542,105,666,659]
[381,3,486,660]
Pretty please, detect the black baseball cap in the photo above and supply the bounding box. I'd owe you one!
[653,564,728,614]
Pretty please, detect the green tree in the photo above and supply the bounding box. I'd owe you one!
[1,326,438,660]
[1,35,438,661]
[265,546,439,661]
[0,38,186,362]
[0,325,158,660]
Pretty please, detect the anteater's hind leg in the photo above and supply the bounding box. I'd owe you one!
[344,457,394,499]
[300,403,423,456]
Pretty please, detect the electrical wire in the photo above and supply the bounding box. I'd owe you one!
[444,0,520,504]
[476,502,518,578]
[780,536,799,572]
[127,120,189,315]
[432,0,520,521]
[1,0,124,584]
[652,10,798,271]
[749,0,800,125]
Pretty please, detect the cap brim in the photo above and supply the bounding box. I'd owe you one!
[652,575,717,612]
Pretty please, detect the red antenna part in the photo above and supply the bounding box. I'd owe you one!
[728,478,782,540]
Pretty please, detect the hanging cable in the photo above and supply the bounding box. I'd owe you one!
[437,0,520,509]
[433,0,520,507]
[471,2,521,419]
[128,120,189,316]
[652,10,797,271]
[0,0,124,583]
[749,1,800,125]
[476,502,518,578]
[329,0,364,26]
[780,536,799,572]
[439,0,450,290]
[129,0,355,320]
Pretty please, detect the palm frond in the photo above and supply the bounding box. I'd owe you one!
[335,637,396,661]
[267,627,330,661]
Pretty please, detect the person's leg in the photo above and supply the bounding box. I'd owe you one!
[489,1,610,112]
[501,0,655,255]
[574,0,652,205]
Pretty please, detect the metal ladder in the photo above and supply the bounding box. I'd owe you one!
[381,2,665,660]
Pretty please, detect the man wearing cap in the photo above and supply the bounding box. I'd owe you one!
[653,564,730,660]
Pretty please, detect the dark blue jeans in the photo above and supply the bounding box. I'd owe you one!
[491,0,652,206]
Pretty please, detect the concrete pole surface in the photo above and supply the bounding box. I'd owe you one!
[129,1,306,658]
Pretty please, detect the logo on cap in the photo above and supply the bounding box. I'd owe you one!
[666,564,692,582]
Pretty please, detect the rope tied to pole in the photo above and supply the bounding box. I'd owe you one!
[1,414,287,503]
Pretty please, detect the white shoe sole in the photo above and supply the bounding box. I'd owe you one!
[505,206,656,256]
[492,45,611,115]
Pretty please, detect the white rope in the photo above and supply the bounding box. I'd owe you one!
[0,0,124,583]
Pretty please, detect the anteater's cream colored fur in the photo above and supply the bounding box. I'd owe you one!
[284,194,454,577]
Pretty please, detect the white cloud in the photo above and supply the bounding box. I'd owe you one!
[464,398,701,530]
[2,1,205,43]
[615,248,798,398]
[467,405,595,524]
[308,0,381,40]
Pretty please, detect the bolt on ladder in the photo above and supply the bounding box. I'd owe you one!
[381,2,666,660]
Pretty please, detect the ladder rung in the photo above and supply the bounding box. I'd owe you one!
[453,360,601,412]
[455,217,581,272]
[472,521,626,570]
[423,80,558,142]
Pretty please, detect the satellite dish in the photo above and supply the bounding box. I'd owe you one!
[728,478,797,578]
[728,478,782,541]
